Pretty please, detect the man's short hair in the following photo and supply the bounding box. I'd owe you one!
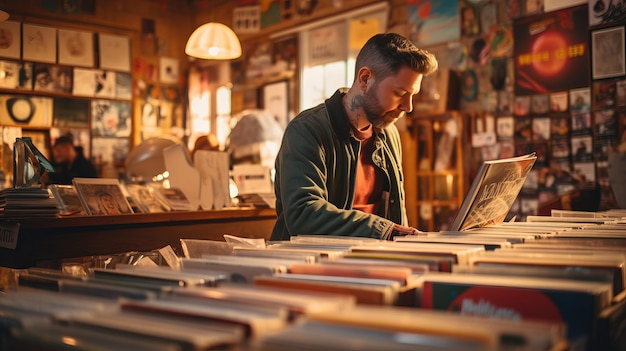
[54,135,74,147]
[354,33,438,81]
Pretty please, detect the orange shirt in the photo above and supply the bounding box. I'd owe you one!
[352,125,385,216]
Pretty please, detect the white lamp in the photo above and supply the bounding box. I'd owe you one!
[185,22,242,60]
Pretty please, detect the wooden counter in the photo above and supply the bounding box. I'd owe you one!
[0,207,276,269]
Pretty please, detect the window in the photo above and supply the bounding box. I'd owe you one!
[215,85,232,149]
[271,2,388,112]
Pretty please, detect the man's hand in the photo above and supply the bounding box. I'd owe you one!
[390,224,422,239]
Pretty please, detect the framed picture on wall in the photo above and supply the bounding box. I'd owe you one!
[58,29,94,67]
[513,5,589,95]
[98,33,131,72]
[0,21,21,59]
[0,94,53,127]
[263,80,288,129]
[592,26,625,80]
[0,60,32,90]
[52,98,90,128]
[159,56,179,84]
[91,100,131,137]
[22,23,57,63]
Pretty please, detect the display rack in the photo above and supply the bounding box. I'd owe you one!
[0,207,276,269]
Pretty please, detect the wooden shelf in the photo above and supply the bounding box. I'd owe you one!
[0,207,276,269]
[403,111,464,232]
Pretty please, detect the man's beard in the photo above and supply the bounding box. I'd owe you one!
[362,85,403,129]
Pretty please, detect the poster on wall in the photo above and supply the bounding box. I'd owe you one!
[591,26,625,79]
[73,68,115,98]
[260,0,280,28]
[588,0,626,27]
[91,100,131,137]
[98,33,131,72]
[513,5,590,96]
[0,21,21,60]
[33,64,73,94]
[52,98,90,128]
[233,5,261,34]
[407,0,460,47]
[22,23,57,64]
[116,72,132,100]
[0,60,32,90]
[159,57,179,85]
[58,29,94,67]
[270,35,297,80]
[263,80,288,129]
[309,24,345,66]
[0,95,53,127]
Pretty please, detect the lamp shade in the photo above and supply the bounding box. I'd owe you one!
[185,22,242,60]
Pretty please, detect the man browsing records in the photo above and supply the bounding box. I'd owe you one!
[271,33,438,241]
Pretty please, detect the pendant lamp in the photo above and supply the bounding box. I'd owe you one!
[0,10,9,22]
[185,22,242,60]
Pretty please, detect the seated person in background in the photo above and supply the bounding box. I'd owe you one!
[48,134,98,185]
[271,33,438,241]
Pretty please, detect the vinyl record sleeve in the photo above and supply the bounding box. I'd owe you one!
[450,153,537,231]
[72,177,133,216]
[48,184,85,215]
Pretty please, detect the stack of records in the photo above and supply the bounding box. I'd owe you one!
[0,187,59,218]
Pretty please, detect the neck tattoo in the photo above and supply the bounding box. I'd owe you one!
[347,94,365,126]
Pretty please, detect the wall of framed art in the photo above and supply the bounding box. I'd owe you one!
[0,0,194,187]
[0,20,133,184]
[394,0,626,229]
[443,1,626,222]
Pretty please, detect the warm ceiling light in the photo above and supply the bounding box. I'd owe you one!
[185,22,242,60]
[0,10,9,22]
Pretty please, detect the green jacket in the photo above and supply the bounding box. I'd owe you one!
[270,89,408,241]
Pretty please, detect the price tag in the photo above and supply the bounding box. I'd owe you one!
[0,222,19,249]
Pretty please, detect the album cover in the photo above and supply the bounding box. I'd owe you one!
[48,184,85,215]
[570,88,591,114]
[0,60,32,90]
[153,187,194,211]
[420,272,611,343]
[72,68,115,98]
[0,94,53,127]
[550,115,570,138]
[72,177,133,216]
[22,23,57,63]
[0,21,21,59]
[449,153,537,231]
[98,33,131,72]
[549,91,568,112]
[125,183,168,213]
[52,98,89,127]
[57,28,94,67]
[532,117,550,142]
[91,100,131,137]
